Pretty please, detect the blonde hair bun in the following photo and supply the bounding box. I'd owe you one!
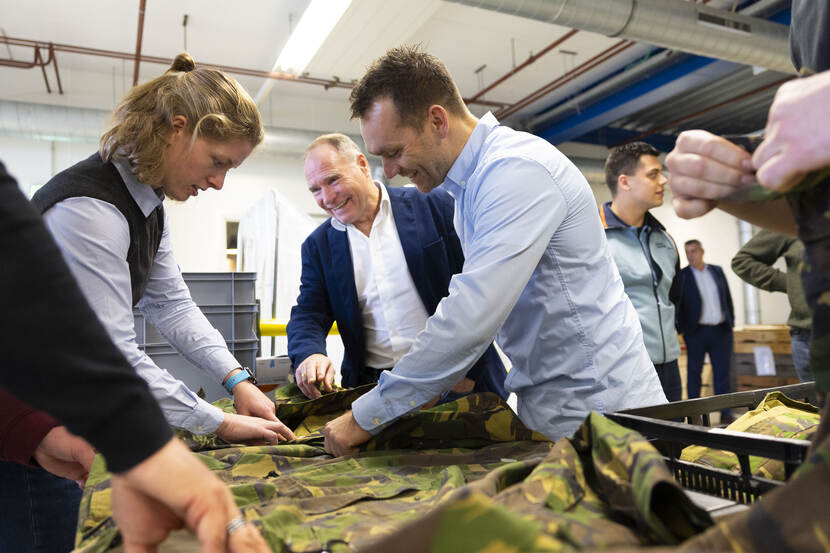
[170,53,196,73]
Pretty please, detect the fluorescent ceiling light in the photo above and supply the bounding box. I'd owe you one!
[255,0,352,104]
[277,0,352,74]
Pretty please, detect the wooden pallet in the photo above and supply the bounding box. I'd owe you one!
[737,374,800,391]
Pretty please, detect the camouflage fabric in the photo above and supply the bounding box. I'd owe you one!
[72,386,712,553]
[363,412,712,553]
[679,391,819,480]
[672,391,830,553]
[787,169,830,396]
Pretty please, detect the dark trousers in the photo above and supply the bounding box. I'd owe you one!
[0,460,82,553]
[654,359,682,402]
[685,323,733,399]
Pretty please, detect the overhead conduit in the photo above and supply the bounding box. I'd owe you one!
[446,0,793,75]
[0,99,365,156]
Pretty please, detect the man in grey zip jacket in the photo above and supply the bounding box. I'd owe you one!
[602,142,683,401]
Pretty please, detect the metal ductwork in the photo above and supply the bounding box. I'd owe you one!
[0,99,366,156]
[445,0,795,74]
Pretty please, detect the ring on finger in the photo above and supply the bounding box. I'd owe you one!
[226,516,248,535]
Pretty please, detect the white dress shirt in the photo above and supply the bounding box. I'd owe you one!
[691,266,724,325]
[352,113,666,441]
[330,182,429,368]
[42,157,240,434]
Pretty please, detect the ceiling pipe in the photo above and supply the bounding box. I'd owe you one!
[133,0,147,86]
[527,0,790,131]
[0,36,506,109]
[468,28,579,103]
[616,75,792,145]
[447,0,794,74]
[0,99,366,156]
[0,41,63,94]
[497,39,637,120]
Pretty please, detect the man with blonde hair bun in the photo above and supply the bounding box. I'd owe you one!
[288,132,507,401]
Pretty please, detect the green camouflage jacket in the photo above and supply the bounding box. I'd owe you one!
[72,384,710,553]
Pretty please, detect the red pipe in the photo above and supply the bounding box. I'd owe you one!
[35,46,51,93]
[50,43,63,94]
[0,35,508,108]
[468,29,579,103]
[133,0,147,86]
[497,40,635,120]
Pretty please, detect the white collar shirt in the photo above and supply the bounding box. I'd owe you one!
[331,182,429,368]
[691,265,724,325]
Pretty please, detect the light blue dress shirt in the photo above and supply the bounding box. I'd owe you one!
[352,113,666,440]
[42,157,240,434]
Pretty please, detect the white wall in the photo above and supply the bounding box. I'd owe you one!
[4,134,795,337]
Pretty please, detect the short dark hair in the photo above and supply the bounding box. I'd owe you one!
[349,44,467,129]
[604,142,660,197]
[685,239,702,249]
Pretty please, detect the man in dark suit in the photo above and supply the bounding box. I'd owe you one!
[287,133,506,400]
[678,239,735,404]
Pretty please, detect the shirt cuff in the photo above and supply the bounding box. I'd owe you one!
[174,400,224,435]
[350,387,400,435]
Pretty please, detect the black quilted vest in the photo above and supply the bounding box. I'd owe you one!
[32,153,164,306]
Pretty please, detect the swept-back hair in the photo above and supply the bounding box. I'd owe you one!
[100,52,263,186]
[349,44,466,128]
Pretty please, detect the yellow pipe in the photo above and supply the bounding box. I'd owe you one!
[260,320,339,337]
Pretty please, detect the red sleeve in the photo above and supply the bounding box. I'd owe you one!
[0,387,60,465]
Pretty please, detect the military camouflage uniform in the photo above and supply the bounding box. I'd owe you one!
[72,386,711,553]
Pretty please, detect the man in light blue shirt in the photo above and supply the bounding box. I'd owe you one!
[322,46,666,454]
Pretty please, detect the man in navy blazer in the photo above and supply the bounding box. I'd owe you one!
[677,239,735,403]
[287,133,506,400]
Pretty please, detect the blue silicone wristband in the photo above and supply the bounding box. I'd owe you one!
[224,370,251,393]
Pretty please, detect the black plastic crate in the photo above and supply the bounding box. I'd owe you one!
[608,382,816,504]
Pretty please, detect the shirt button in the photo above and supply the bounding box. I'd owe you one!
[461,180,466,185]
[373,417,381,425]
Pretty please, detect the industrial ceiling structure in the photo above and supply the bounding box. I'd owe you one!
[0,0,793,165]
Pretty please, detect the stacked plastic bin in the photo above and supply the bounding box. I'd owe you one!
[133,272,258,401]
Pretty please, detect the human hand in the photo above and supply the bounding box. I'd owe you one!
[665,130,755,218]
[295,354,335,399]
[752,71,830,191]
[112,438,271,553]
[216,412,295,444]
[33,426,96,485]
[323,411,371,457]
[232,379,278,421]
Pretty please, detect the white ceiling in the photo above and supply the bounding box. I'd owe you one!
[0,0,633,135]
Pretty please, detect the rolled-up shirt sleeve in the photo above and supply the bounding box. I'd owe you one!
[352,157,566,432]
[43,198,224,434]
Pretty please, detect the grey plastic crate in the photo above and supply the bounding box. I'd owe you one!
[143,339,259,402]
[134,304,258,346]
[181,272,256,305]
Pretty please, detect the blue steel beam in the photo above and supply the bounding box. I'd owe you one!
[571,128,678,153]
[536,7,792,146]
[537,55,739,145]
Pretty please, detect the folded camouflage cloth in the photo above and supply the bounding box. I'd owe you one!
[679,391,819,480]
[73,385,712,553]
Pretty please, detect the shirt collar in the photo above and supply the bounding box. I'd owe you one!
[329,180,387,232]
[442,112,499,195]
[601,202,666,231]
[112,156,164,217]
